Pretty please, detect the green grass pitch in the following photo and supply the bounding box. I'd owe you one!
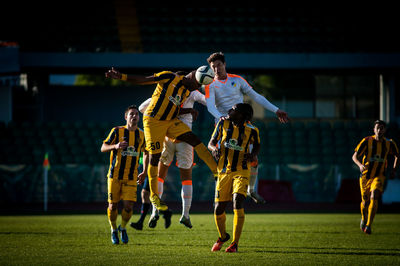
[0,213,399,265]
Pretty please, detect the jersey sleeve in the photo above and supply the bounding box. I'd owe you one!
[153,71,176,83]
[211,119,224,142]
[139,98,152,113]
[205,83,223,119]
[355,137,368,156]
[252,127,261,146]
[237,75,279,114]
[104,127,117,145]
[193,90,207,106]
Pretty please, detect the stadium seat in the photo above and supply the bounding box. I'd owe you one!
[266,121,279,130]
[319,121,331,130]
[281,137,294,147]
[305,121,318,130]
[344,120,358,130]
[332,121,344,130]
[267,126,279,136]
[292,121,305,129]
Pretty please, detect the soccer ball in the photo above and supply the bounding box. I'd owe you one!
[195,65,215,85]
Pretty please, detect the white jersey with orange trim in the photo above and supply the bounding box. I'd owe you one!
[205,73,279,123]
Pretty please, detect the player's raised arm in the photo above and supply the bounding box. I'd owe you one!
[105,67,156,85]
[242,84,289,123]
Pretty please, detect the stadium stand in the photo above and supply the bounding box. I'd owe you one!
[1,119,391,166]
[1,5,399,205]
[2,5,399,53]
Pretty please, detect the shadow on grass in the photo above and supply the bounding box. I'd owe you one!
[250,246,400,256]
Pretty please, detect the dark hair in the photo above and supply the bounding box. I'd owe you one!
[125,105,138,114]
[235,103,254,121]
[207,52,225,64]
[374,119,386,128]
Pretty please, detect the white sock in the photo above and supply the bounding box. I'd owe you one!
[181,181,192,218]
[158,178,164,198]
[248,166,258,194]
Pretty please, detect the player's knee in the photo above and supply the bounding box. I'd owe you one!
[108,203,117,211]
[214,202,226,215]
[124,207,132,213]
[233,193,245,209]
[149,153,161,165]
[177,132,201,147]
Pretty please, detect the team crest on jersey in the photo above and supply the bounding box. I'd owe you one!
[121,146,139,157]
[168,95,182,106]
[231,82,236,87]
[224,138,243,151]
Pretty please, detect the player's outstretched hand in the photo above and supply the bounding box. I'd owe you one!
[105,67,122,80]
[276,109,289,123]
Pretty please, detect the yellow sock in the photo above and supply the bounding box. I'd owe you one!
[194,143,217,174]
[121,208,132,228]
[214,212,226,239]
[360,201,367,222]
[232,208,245,244]
[107,208,118,230]
[147,164,159,198]
[366,200,378,226]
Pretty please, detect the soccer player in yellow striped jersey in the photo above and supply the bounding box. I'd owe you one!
[101,105,148,244]
[352,120,399,235]
[105,67,217,212]
[208,103,260,253]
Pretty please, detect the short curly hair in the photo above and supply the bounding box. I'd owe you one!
[235,103,254,121]
[207,52,225,64]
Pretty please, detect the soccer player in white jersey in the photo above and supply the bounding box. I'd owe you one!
[205,52,289,204]
[136,88,206,228]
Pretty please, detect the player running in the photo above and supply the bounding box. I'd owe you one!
[352,120,399,234]
[205,52,289,204]
[101,105,148,244]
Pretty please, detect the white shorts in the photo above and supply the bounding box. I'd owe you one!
[160,139,193,169]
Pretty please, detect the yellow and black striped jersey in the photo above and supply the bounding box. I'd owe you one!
[103,126,146,180]
[211,119,260,173]
[144,71,191,121]
[355,135,399,179]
